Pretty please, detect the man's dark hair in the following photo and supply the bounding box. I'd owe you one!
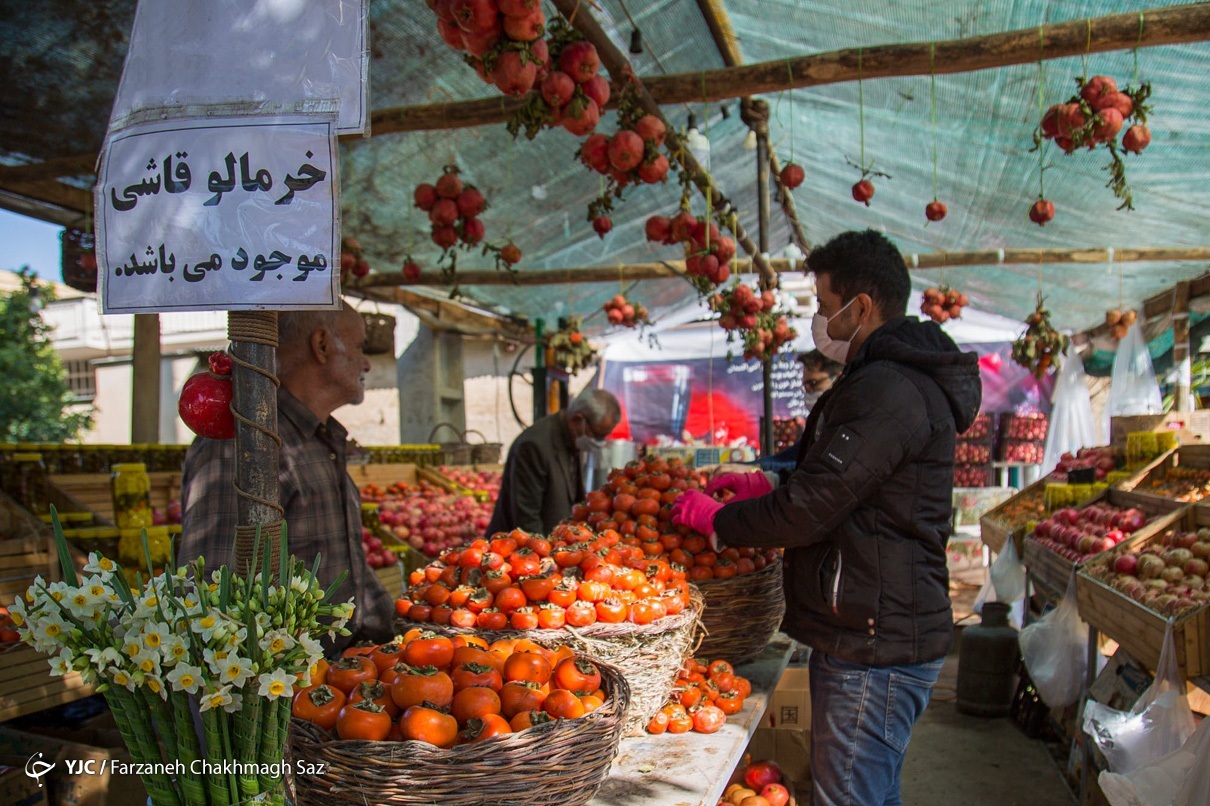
[806,230,911,319]
[799,349,843,377]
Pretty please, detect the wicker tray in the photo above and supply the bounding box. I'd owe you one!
[396,589,703,736]
[289,660,629,806]
[694,557,785,667]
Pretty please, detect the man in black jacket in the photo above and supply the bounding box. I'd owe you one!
[673,230,981,806]
[485,389,621,536]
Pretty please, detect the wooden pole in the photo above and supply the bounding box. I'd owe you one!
[357,247,1210,288]
[1173,281,1192,412]
[130,314,161,443]
[749,100,776,456]
[550,0,780,289]
[369,3,1210,135]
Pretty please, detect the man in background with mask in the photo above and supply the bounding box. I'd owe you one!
[485,389,621,536]
[672,230,981,806]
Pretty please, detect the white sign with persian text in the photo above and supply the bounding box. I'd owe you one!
[96,114,340,313]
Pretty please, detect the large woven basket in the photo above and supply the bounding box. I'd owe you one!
[289,660,629,806]
[463,428,503,465]
[397,588,703,736]
[694,557,785,667]
[361,311,396,355]
[428,423,473,466]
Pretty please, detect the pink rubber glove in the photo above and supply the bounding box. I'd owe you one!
[705,471,773,502]
[671,489,724,541]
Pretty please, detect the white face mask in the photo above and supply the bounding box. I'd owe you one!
[811,297,860,364]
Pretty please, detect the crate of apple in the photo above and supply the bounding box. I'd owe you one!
[1030,503,1149,561]
[438,466,501,501]
[1052,447,1119,481]
[1001,412,1049,441]
[373,481,495,557]
[361,528,400,570]
[1084,527,1210,618]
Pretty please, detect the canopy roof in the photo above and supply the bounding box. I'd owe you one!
[3,0,1209,338]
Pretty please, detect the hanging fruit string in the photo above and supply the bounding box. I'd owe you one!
[858,47,865,173]
[930,43,938,202]
[1081,18,1092,78]
[1036,27,1047,199]
[787,60,795,164]
[1134,13,1145,86]
[701,71,712,253]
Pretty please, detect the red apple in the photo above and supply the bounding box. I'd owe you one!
[761,783,791,806]
[1114,554,1138,575]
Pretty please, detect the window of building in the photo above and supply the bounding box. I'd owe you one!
[64,359,96,401]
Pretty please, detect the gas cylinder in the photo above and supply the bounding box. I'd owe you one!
[957,602,1019,717]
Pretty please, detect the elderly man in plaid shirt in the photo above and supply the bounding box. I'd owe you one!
[179,301,394,652]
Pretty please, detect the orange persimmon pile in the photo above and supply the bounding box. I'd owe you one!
[292,631,609,745]
[646,657,751,736]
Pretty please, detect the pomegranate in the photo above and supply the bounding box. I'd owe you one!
[1098,91,1134,118]
[715,237,736,262]
[1057,103,1086,137]
[561,98,600,136]
[402,261,422,283]
[559,40,600,84]
[502,10,544,42]
[461,19,502,58]
[430,0,457,24]
[1122,124,1150,154]
[851,179,874,206]
[579,132,610,173]
[779,162,805,190]
[353,258,370,278]
[435,171,463,199]
[645,215,671,243]
[340,251,355,273]
[499,243,522,265]
[669,210,697,242]
[1080,75,1118,109]
[413,183,438,211]
[1092,108,1124,142]
[493,50,538,98]
[607,130,645,172]
[1040,105,1061,139]
[637,154,670,184]
[760,784,790,806]
[925,200,947,221]
[581,75,610,110]
[540,71,575,109]
[744,760,783,790]
[634,115,666,145]
[460,217,486,245]
[592,216,613,238]
[456,187,486,218]
[530,38,550,74]
[1029,198,1055,226]
[179,352,235,440]
[498,0,538,17]
[437,18,467,51]
[431,225,459,249]
[451,0,498,34]
[429,198,459,227]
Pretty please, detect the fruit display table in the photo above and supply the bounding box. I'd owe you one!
[588,635,795,806]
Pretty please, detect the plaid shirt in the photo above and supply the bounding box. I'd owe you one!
[179,388,394,651]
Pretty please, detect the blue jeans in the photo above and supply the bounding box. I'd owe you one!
[808,651,944,806]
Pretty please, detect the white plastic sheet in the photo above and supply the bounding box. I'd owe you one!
[1041,342,1098,475]
[1107,321,1164,417]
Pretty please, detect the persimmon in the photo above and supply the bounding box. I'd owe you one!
[503,651,553,685]
[499,680,548,718]
[451,686,502,725]
[543,688,587,719]
[390,667,453,710]
[400,705,458,747]
[403,634,454,669]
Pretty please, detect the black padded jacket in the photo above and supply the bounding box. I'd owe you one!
[714,316,982,666]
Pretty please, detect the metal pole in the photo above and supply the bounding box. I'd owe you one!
[746,100,776,458]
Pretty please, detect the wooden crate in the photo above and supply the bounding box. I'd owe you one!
[348,463,422,491]
[1077,505,1210,677]
[0,535,59,603]
[979,477,1047,555]
[1113,444,1210,506]
[0,643,96,722]
[48,472,181,526]
[1110,411,1210,446]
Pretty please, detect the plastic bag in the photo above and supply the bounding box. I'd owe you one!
[1108,321,1163,417]
[1083,620,1197,775]
[1041,342,1098,475]
[988,537,1026,604]
[1018,573,1087,708]
[1098,716,1210,806]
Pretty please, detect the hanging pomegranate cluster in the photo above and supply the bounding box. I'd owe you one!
[709,285,797,361]
[1104,308,1138,341]
[1011,294,1068,379]
[602,293,650,329]
[339,236,370,284]
[645,210,736,292]
[547,317,598,374]
[581,87,672,237]
[1037,75,1152,211]
[414,165,489,250]
[428,0,551,99]
[920,286,968,323]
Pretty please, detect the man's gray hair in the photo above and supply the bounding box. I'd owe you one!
[277,301,353,375]
[568,389,621,429]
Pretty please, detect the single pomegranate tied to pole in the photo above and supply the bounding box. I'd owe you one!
[179,352,235,440]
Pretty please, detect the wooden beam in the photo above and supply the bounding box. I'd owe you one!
[0,179,92,216]
[353,285,531,341]
[548,0,776,290]
[370,3,1210,135]
[0,154,97,184]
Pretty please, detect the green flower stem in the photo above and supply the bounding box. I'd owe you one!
[169,691,207,806]
[234,695,262,799]
[105,689,182,806]
[220,710,240,804]
[201,708,233,806]
[141,689,179,765]
[256,698,284,790]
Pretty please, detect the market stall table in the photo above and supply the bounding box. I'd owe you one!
[588,635,796,806]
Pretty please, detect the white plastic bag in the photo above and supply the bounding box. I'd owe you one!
[1018,573,1087,708]
[1041,342,1098,475]
[1083,620,1197,775]
[988,537,1026,604]
[1099,716,1210,806]
[1107,321,1163,417]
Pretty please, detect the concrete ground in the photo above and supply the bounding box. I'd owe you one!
[899,572,1076,806]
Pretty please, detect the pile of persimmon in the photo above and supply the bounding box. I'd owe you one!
[568,457,780,581]
[394,525,694,630]
[646,658,750,736]
[292,631,610,746]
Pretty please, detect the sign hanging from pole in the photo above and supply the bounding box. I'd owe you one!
[95,114,340,313]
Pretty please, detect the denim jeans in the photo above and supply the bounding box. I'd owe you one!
[808,651,944,806]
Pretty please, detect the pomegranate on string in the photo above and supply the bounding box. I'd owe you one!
[920,286,967,323]
[178,352,235,440]
[708,284,797,362]
[645,207,736,293]
[1104,308,1138,341]
[602,293,650,329]
[1011,294,1068,379]
[339,236,370,284]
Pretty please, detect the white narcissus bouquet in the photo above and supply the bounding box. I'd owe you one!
[11,509,354,806]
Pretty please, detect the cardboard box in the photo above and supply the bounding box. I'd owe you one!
[765,666,811,730]
[1110,411,1210,446]
[0,758,49,806]
[747,727,811,794]
[0,727,146,806]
